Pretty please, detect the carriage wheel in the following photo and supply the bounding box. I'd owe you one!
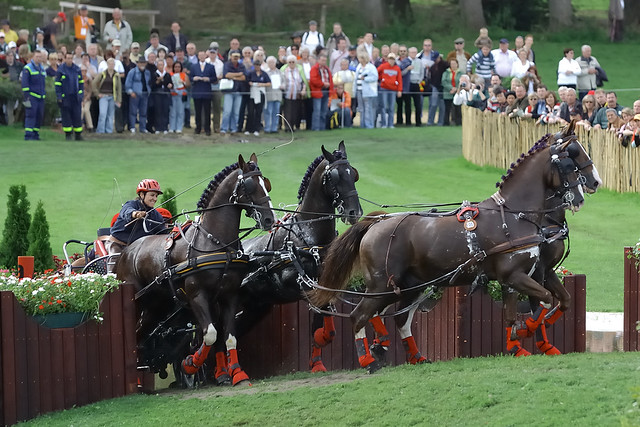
[82,254,119,275]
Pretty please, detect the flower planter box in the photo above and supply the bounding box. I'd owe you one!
[0,284,138,426]
[237,275,586,379]
[624,248,640,352]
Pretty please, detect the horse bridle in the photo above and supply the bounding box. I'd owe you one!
[322,159,359,218]
[549,140,585,207]
[231,169,272,226]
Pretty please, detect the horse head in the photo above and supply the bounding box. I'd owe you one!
[233,153,276,230]
[321,141,363,225]
[553,121,602,194]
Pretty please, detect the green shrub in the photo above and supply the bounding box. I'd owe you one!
[27,201,54,272]
[160,188,178,218]
[0,185,31,269]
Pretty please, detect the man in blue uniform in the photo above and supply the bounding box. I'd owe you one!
[21,49,46,140]
[55,52,85,140]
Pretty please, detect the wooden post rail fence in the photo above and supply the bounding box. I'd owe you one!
[461,106,640,193]
[624,248,640,351]
[0,284,137,426]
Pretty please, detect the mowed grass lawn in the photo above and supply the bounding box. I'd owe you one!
[0,125,638,312]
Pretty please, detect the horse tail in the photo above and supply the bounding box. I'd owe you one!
[311,211,387,307]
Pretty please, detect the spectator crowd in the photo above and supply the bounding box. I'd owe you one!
[2,9,640,146]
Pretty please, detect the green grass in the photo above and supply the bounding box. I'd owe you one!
[0,125,637,312]
[22,352,640,426]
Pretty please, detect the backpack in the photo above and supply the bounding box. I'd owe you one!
[326,111,341,129]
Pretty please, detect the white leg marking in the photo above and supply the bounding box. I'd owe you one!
[226,333,238,350]
[355,327,367,340]
[397,306,418,339]
[203,323,217,346]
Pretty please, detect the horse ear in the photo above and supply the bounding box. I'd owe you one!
[566,119,576,136]
[250,153,258,164]
[321,145,334,162]
[560,136,574,151]
[238,154,246,170]
[338,140,346,156]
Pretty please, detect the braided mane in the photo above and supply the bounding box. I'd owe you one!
[297,150,346,203]
[496,133,552,189]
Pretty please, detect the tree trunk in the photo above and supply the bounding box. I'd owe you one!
[459,0,486,30]
[91,0,121,8]
[359,0,387,29]
[549,0,573,31]
[626,0,640,26]
[253,0,284,28]
[148,0,176,26]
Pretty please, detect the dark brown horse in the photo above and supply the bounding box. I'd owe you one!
[212,142,362,382]
[115,154,275,384]
[313,134,597,372]
[502,123,602,356]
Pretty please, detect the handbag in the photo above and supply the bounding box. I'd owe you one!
[219,78,234,91]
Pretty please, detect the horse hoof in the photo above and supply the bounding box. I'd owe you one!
[513,347,532,357]
[310,361,327,373]
[370,344,387,365]
[366,360,382,374]
[215,373,232,386]
[232,370,250,386]
[416,357,431,364]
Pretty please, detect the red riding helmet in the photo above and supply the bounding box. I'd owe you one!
[136,179,163,195]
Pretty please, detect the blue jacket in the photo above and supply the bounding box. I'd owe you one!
[190,62,217,99]
[110,199,165,244]
[124,66,151,97]
[54,63,83,106]
[21,60,46,101]
[222,61,246,93]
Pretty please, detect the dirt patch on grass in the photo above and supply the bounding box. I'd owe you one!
[173,371,367,399]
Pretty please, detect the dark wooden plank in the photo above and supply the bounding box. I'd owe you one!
[480,292,492,356]
[50,329,65,412]
[62,329,77,409]
[280,303,299,373]
[458,288,471,358]
[85,320,100,402]
[625,251,639,351]
[624,249,631,351]
[297,303,310,373]
[490,298,503,356]
[0,294,4,427]
[75,324,89,407]
[121,285,138,395]
[1,292,17,426]
[98,295,113,399]
[470,292,482,358]
[108,289,125,397]
[448,289,457,360]
[574,275,587,353]
[37,324,52,414]
[25,316,41,419]
[13,295,29,422]
[562,277,575,353]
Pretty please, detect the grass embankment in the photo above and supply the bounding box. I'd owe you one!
[23,352,640,426]
[0,125,637,312]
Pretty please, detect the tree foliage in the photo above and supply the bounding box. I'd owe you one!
[27,200,54,273]
[0,185,31,269]
[482,0,549,31]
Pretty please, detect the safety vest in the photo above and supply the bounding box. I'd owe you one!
[55,63,84,105]
[21,61,46,100]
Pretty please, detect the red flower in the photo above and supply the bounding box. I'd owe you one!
[38,305,44,310]
[56,299,62,304]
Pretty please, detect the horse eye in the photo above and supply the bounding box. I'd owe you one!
[330,169,340,182]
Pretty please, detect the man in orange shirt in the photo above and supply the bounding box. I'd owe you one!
[74,5,95,47]
[327,83,352,128]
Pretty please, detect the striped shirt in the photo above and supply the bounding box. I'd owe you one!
[466,51,496,80]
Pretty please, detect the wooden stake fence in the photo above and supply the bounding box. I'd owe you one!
[461,106,640,193]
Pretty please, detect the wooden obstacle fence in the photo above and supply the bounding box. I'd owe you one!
[461,106,640,193]
[238,275,586,378]
[0,284,137,426]
[624,248,640,352]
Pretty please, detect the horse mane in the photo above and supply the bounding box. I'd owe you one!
[196,161,259,210]
[495,133,553,189]
[297,150,346,203]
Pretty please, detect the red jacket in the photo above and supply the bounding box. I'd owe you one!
[309,63,333,98]
[377,62,403,92]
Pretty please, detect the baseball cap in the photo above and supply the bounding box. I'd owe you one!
[57,12,67,22]
[7,41,16,49]
[348,45,357,50]
[112,39,121,46]
[633,114,640,121]
[137,56,147,63]
[230,49,241,56]
[0,19,9,26]
[499,38,509,44]
[130,42,140,49]
[454,37,464,44]
[79,4,88,10]
[309,20,317,26]
[0,32,4,38]
[387,52,397,60]
[209,41,219,50]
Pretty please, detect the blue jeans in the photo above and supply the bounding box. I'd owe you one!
[357,91,376,129]
[170,95,185,132]
[380,89,397,127]
[264,100,281,132]
[427,86,445,126]
[221,92,242,132]
[312,93,328,130]
[129,93,148,132]
[97,95,115,133]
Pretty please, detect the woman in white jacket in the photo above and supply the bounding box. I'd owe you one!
[557,48,581,89]
[355,52,378,128]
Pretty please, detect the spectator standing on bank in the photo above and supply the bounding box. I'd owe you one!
[466,43,495,89]
[281,54,308,130]
[576,45,600,100]
[309,51,333,130]
[190,50,216,136]
[491,38,517,79]
[325,22,351,58]
[396,45,412,126]
[407,47,425,127]
[355,52,378,129]
[103,8,133,51]
[330,37,349,75]
[377,52,402,128]
[1,20,18,44]
[151,59,172,134]
[221,50,246,134]
[22,49,47,140]
[206,43,224,133]
[264,55,284,133]
[557,48,581,90]
[44,12,66,52]
[245,53,271,136]
[442,58,460,126]
[446,38,470,72]
[169,61,189,133]
[164,21,188,54]
[302,20,324,53]
[94,57,122,134]
[55,52,84,140]
[593,91,623,129]
[73,4,95,47]
[80,64,94,132]
[609,0,624,42]
[125,57,151,133]
[144,33,168,60]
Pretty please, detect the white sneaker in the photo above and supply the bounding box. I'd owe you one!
[130,128,136,134]
[220,130,226,135]
[244,131,250,135]
[155,131,160,134]
[163,131,168,135]
[176,130,182,134]
[253,131,259,136]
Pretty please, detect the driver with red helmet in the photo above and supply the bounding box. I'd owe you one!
[106,179,166,257]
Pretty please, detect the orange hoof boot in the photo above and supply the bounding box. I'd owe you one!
[230,367,250,386]
[182,356,198,375]
[214,367,231,386]
[513,346,532,357]
[537,341,562,355]
[408,352,429,365]
[310,360,327,373]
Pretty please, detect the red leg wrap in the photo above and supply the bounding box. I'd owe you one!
[544,306,565,326]
[355,337,376,368]
[505,327,531,357]
[313,316,337,348]
[227,349,250,386]
[536,324,562,355]
[401,336,428,364]
[309,345,327,373]
[182,343,211,375]
[524,304,549,336]
[214,351,231,383]
[369,316,391,347]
